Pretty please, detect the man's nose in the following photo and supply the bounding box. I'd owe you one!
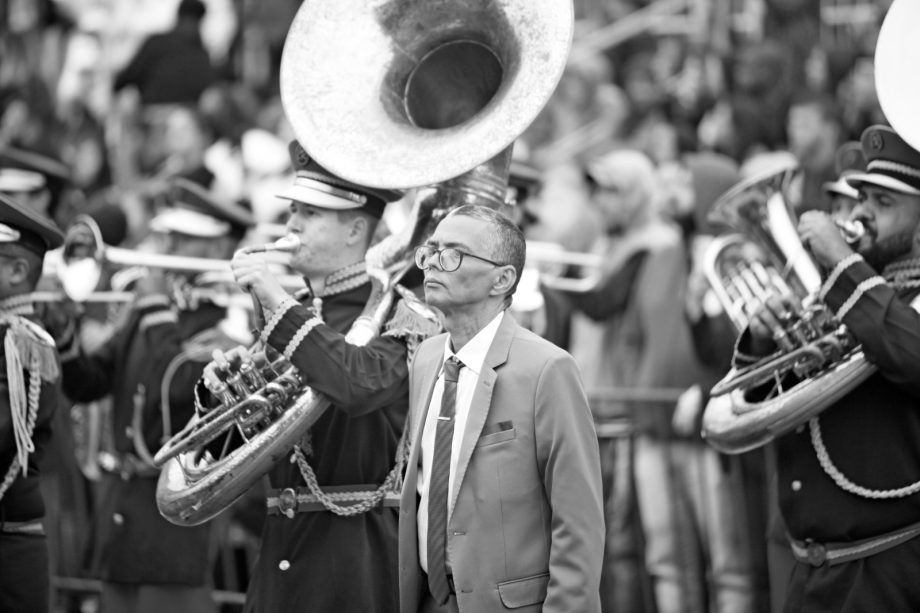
[849,202,872,224]
[427,256,445,272]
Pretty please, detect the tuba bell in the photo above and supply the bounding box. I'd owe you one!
[154,0,574,525]
[700,163,875,454]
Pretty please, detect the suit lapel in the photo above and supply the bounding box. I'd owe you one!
[448,314,517,518]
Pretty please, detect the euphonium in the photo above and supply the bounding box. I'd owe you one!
[154,0,574,526]
[700,163,876,454]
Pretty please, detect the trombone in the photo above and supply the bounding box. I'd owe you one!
[524,240,604,294]
[47,215,306,303]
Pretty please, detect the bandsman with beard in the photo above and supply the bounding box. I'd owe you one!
[740,124,920,612]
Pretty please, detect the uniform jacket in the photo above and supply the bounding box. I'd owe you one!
[734,256,920,612]
[60,294,226,585]
[399,313,605,613]
[0,313,59,523]
[245,281,420,613]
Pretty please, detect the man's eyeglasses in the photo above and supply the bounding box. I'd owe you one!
[415,245,506,272]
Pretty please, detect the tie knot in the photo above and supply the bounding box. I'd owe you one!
[443,356,462,382]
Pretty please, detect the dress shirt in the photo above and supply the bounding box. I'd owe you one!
[417,310,505,573]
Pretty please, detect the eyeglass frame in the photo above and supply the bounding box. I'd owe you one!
[414,244,507,272]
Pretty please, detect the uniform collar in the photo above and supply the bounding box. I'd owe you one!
[883,256,920,289]
[0,294,36,317]
[297,261,368,299]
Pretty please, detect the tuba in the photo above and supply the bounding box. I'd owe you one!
[154,0,574,526]
[700,163,875,454]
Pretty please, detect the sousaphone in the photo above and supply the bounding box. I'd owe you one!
[154,0,574,525]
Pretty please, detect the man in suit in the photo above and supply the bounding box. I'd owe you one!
[399,204,605,613]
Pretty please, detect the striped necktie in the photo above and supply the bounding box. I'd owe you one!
[427,356,462,604]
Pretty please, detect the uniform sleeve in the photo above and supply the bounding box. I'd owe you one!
[0,328,60,519]
[264,303,409,416]
[819,256,920,396]
[534,352,605,613]
[551,250,648,321]
[60,295,184,404]
[690,311,736,371]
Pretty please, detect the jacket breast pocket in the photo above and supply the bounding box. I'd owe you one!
[476,426,516,447]
[497,572,550,608]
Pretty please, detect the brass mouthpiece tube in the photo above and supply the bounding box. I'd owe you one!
[242,234,301,254]
[836,220,866,245]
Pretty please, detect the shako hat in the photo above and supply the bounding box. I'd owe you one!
[846,125,920,196]
[151,177,254,238]
[0,193,64,256]
[276,141,401,219]
[823,141,866,200]
[0,147,70,194]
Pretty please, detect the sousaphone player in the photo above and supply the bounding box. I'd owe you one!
[737,123,920,611]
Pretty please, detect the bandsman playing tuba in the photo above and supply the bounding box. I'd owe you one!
[0,195,64,613]
[51,178,254,613]
[739,125,920,611]
[201,140,437,613]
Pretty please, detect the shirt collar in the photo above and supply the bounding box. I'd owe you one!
[441,311,505,378]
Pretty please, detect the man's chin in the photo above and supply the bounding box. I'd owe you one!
[859,234,914,270]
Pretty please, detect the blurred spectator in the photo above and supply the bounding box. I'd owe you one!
[543,149,678,613]
[199,82,259,208]
[823,140,867,224]
[523,52,628,169]
[836,54,886,141]
[697,95,770,164]
[725,39,795,153]
[113,0,215,107]
[650,152,769,613]
[0,147,70,222]
[786,91,845,213]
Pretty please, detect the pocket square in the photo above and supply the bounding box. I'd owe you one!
[481,420,513,436]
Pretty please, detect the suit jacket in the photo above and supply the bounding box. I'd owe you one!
[398,313,604,613]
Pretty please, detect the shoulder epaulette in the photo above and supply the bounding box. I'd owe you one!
[383,285,442,359]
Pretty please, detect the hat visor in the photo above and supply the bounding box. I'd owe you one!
[845,172,920,196]
[276,184,363,210]
[150,208,231,238]
[823,179,859,199]
[0,169,46,192]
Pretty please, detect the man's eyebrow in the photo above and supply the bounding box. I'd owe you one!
[424,240,470,249]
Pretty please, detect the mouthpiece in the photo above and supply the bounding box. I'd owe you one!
[836,220,865,245]
[245,234,301,254]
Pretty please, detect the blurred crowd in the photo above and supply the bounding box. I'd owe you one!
[0,0,896,611]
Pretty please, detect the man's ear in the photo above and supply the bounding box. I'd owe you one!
[489,265,517,297]
[7,257,31,286]
[346,215,369,246]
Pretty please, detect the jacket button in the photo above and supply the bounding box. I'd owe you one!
[791,480,802,491]
[112,513,125,526]
[279,560,291,571]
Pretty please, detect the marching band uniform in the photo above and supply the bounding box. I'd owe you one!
[56,179,254,613]
[0,195,64,613]
[233,142,437,613]
[734,126,920,612]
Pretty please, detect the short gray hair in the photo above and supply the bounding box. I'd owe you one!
[447,205,525,300]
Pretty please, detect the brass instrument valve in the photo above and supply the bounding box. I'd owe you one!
[239,359,267,390]
[204,377,238,408]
